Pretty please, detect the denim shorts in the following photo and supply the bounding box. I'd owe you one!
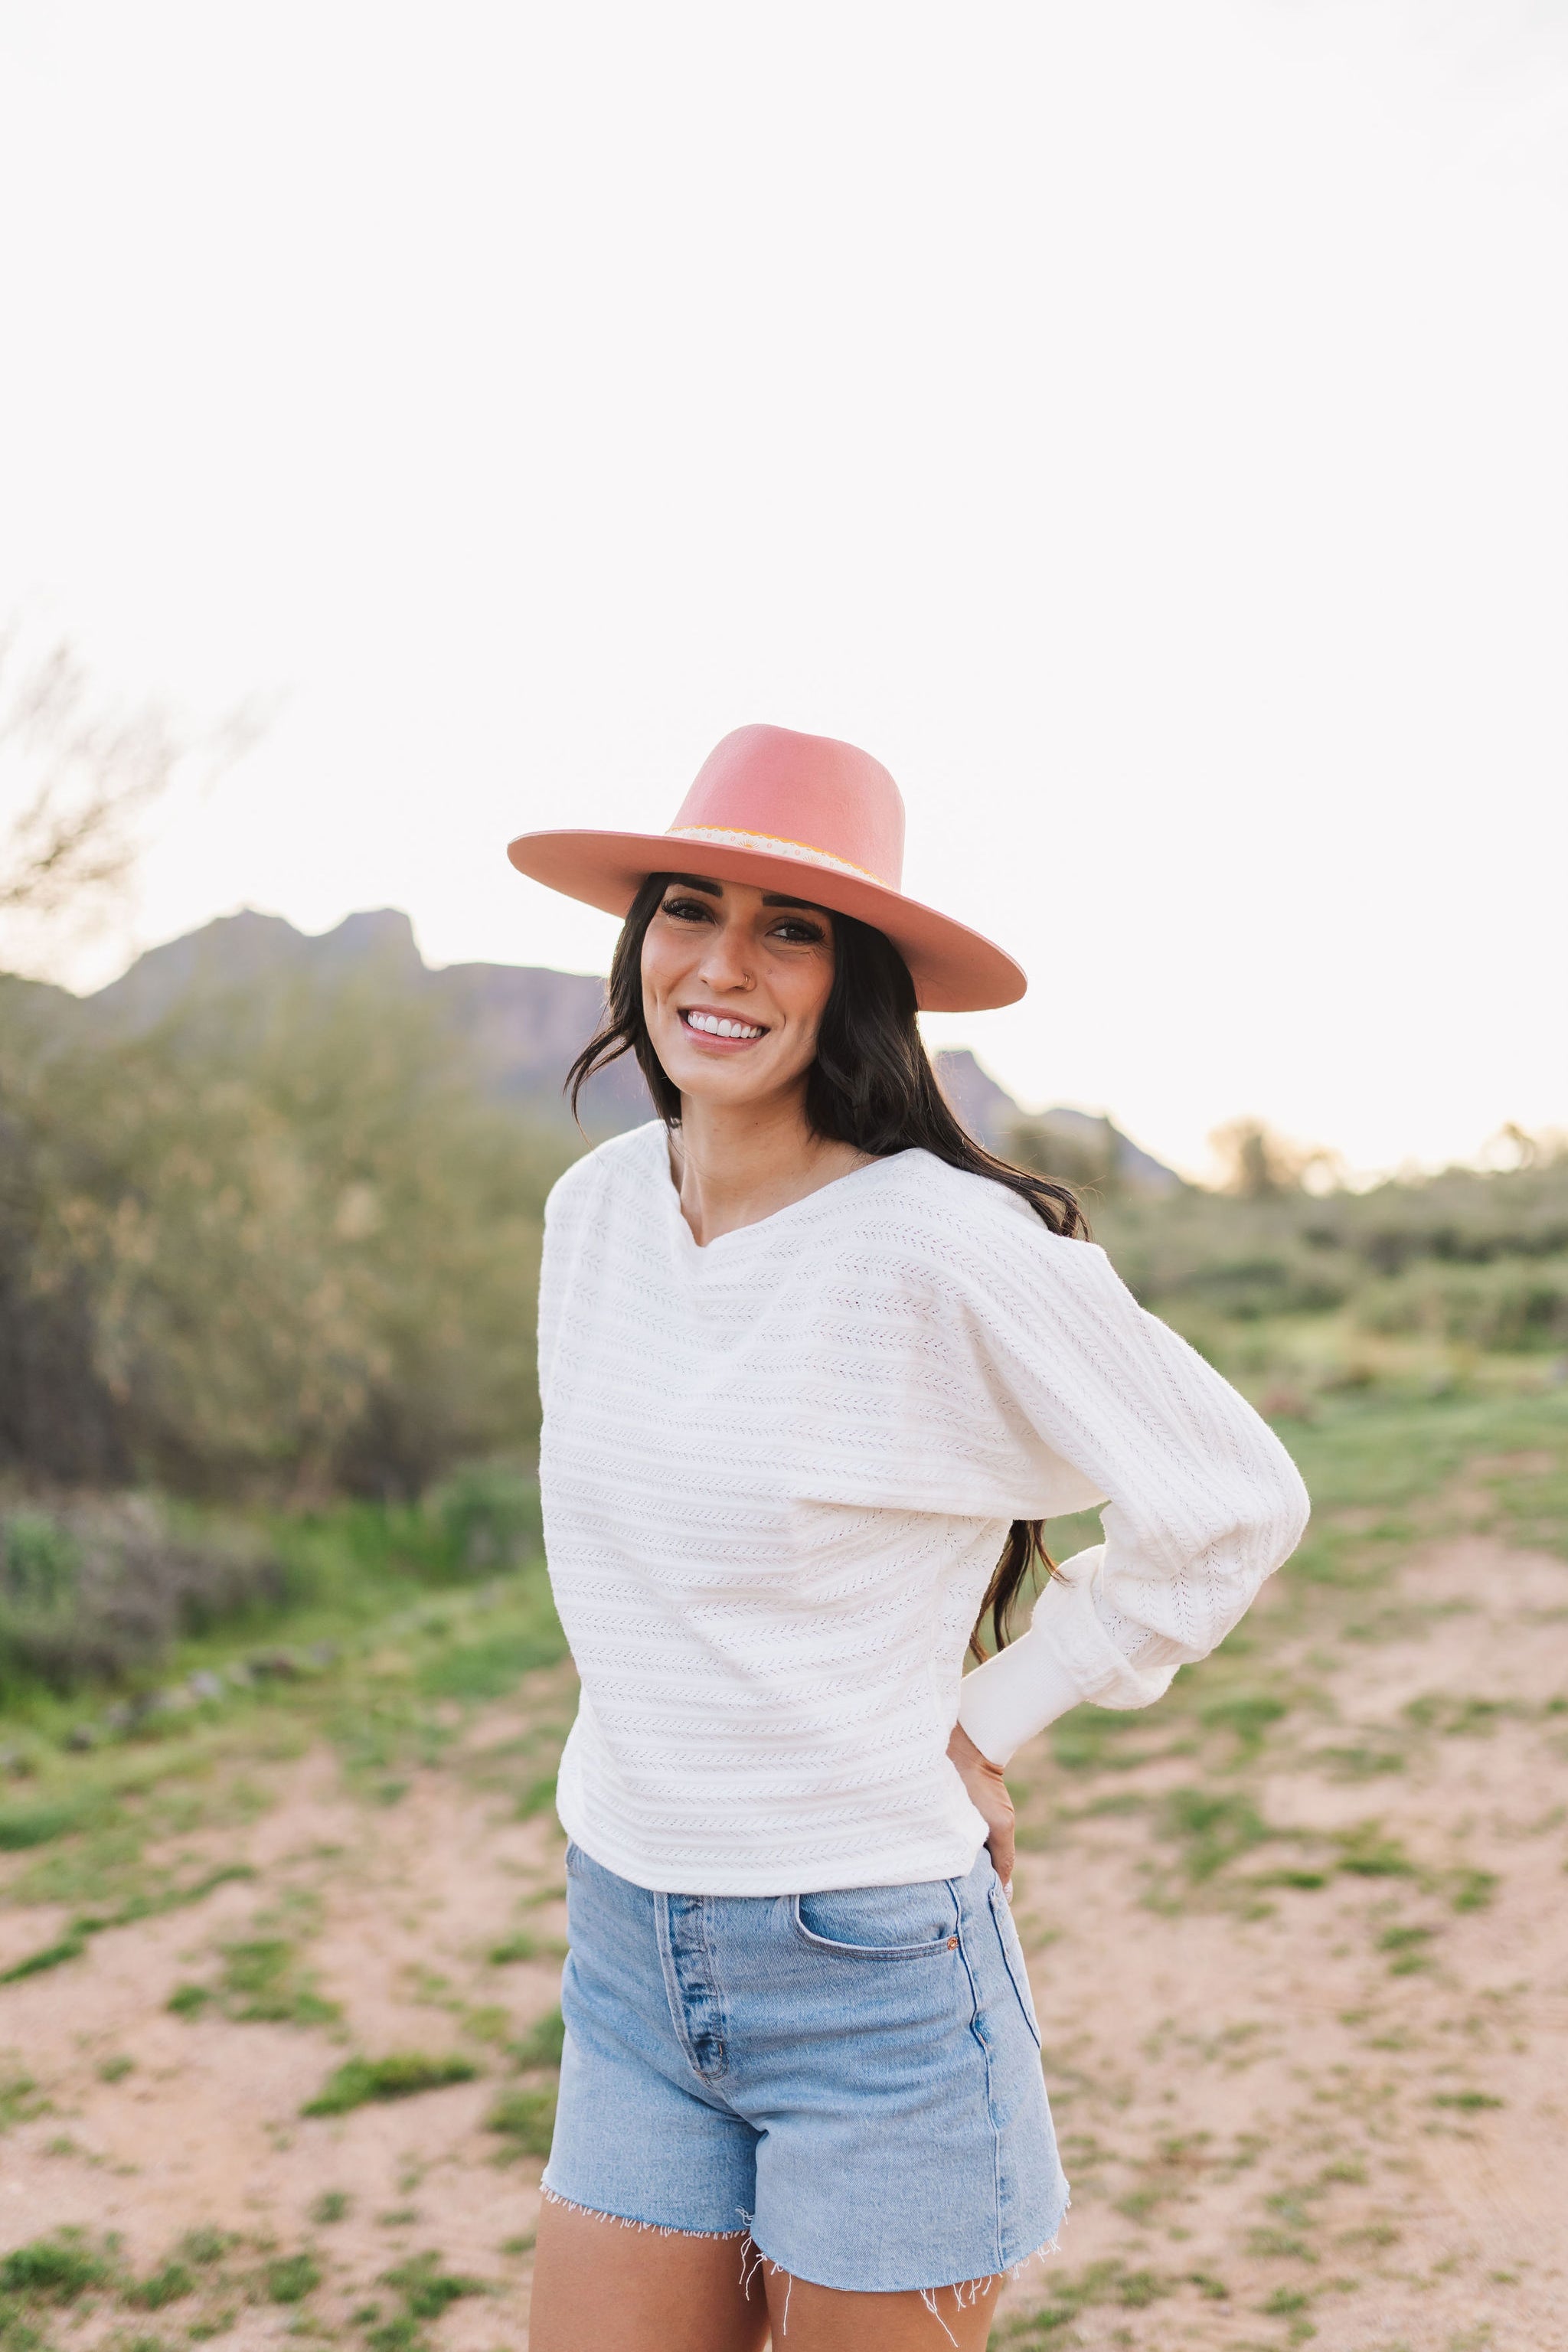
[542,1839,1070,2295]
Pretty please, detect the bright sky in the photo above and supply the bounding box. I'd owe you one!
[1,1,1563,1180]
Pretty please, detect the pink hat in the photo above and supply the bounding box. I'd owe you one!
[507,724,1025,1014]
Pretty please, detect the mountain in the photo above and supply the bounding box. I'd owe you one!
[83,906,652,1132]
[67,907,1178,1183]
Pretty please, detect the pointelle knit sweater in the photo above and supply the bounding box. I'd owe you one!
[537,1121,1308,1895]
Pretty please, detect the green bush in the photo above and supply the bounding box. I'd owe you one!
[0,974,571,1499]
[1091,1145,1568,1341]
[1354,1254,1568,1351]
[0,1496,285,1694]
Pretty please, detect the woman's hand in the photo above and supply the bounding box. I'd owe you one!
[946,1720,1015,1896]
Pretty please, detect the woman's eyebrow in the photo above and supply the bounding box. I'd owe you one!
[760,893,826,913]
[665,874,723,896]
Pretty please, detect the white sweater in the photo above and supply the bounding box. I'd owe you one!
[537,1122,1308,1896]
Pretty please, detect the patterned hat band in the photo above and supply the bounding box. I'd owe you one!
[665,825,886,887]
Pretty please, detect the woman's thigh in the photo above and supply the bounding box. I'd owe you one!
[528,2200,767,2352]
[761,2268,1001,2350]
[528,2203,1001,2352]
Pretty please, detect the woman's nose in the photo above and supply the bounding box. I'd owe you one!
[697,923,753,992]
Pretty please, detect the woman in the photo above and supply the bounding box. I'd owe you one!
[509,725,1308,2352]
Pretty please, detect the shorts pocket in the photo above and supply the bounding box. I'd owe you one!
[791,1879,959,1958]
[988,1876,1042,2047]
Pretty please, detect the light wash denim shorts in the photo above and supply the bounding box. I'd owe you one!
[543,1839,1070,2295]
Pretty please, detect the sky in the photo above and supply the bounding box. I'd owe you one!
[0,0,1564,1181]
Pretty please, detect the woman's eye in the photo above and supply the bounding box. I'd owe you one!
[662,897,711,922]
[773,920,825,945]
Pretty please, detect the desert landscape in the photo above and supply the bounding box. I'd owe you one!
[5,11,1566,2345]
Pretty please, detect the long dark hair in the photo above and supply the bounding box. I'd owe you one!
[566,872,1091,1658]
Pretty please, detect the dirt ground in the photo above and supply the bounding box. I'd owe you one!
[2,1527,1566,2352]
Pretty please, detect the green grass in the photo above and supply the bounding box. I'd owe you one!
[378,2254,486,2321]
[1377,1924,1436,1975]
[0,1800,94,1851]
[124,2262,196,2311]
[511,2006,565,2069]
[177,2231,233,2268]
[301,2054,480,2118]
[169,1935,339,2028]
[1160,1789,1274,1881]
[1000,2259,1181,2340]
[1334,1825,1416,1878]
[487,1932,541,1964]
[2,1862,256,1986]
[486,2086,557,2158]
[416,1628,566,1702]
[263,2254,321,2304]
[0,2234,115,2301]
[354,2250,489,2352]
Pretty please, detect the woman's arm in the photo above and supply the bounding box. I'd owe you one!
[952,1228,1310,1769]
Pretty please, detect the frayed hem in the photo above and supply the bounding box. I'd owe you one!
[1001,2197,1070,2280]
[539,2186,750,2242]
[745,2207,1070,2345]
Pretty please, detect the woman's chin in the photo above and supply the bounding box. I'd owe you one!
[663,1047,796,1109]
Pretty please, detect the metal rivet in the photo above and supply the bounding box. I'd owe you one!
[947,1936,958,1949]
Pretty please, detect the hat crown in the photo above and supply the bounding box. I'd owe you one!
[668,724,905,891]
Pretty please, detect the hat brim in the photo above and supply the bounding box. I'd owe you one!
[506,828,1026,1014]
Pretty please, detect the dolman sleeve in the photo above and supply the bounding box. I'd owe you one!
[952,1206,1310,1766]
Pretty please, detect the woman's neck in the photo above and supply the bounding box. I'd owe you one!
[669,1089,870,1246]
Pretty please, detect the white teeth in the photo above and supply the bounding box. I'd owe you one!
[684,1011,762,1040]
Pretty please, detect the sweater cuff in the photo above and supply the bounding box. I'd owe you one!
[956,1625,1086,1769]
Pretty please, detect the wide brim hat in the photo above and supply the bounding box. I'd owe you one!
[506,724,1025,1014]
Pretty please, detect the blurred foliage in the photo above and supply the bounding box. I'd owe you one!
[0,1462,549,1702]
[0,1493,284,1696]
[1074,1125,1568,1396]
[0,974,573,1498]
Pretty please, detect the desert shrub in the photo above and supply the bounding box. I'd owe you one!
[0,976,571,1498]
[0,1494,286,1694]
[1091,1142,1568,1361]
[1354,1255,1568,1351]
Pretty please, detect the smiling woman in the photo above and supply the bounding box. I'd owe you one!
[505,725,1308,2351]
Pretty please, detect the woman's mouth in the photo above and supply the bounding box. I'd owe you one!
[679,1008,766,1043]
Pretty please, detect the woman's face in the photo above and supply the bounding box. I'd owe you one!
[641,874,836,1111]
